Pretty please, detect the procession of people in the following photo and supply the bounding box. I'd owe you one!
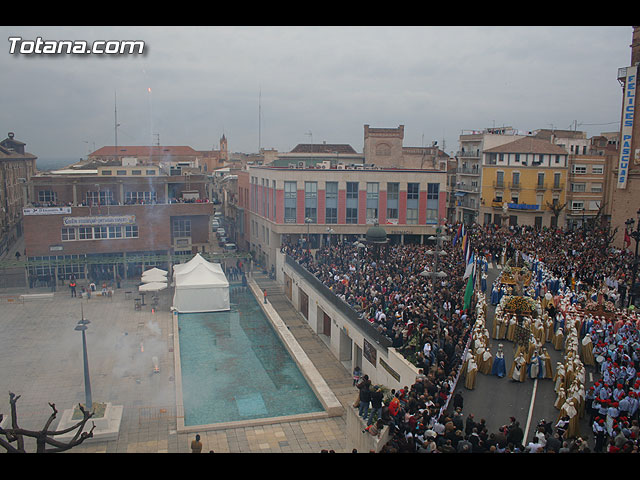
[283,220,640,452]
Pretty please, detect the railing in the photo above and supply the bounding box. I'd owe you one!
[456,167,480,175]
[508,182,521,190]
[284,254,392,349]
[456,184,480,193]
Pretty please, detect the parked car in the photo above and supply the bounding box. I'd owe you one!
[224,243,237,252]
[216,227,226,237]
[218,236,228,247]
[211,220,220,230]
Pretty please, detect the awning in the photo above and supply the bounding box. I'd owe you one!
[455,192,467,197]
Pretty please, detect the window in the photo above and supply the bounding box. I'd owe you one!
[537,172,545,187]
[592,165,604,175]
[284,181,297,223]
[38,190,57,203]
[496,171,504,187]
[512,172,520,185]
[117,170,127,175]
[131,170,142,175]
[514,153,520,163]
[304,181,317,223]
[86,190,113,206]
[146,170,156,175]
[366,182,379,222]
[125,191,157,204]
[93,226,108,239]
[265,179,270,218]
[591,183,603,193]
[108,226,122,238]
[78,227,93,240]
[554,172,561,188]
[572,165,587,174]
[407,183,419,224]
[426,183,439,224]
[325,181,338,224]
[102,170,112,175]
[571,183,586,193]
[346,182,359,224]
[272,180,277,219]
[125,225,139,238]
[172,219,191,237]
[386,182,399,220]
[61,228,75,241]
[571,201,584,211]
[589,201,601,211]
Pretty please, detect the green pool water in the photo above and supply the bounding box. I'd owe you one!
[178,289,324,426]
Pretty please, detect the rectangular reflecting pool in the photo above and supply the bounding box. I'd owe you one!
[178,289,324,426]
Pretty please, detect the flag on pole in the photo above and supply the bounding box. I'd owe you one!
[624,228,631,249]
[464,252,475,279]
[463,259,476,310]
[453,224,463,247]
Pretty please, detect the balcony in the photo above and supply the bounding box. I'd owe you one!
[493,181,505,189]
[456,167,480,175]
[456,184,480,193]
[457,151,480,158]
[535,183,548,191]
[551,183,563,192]
[508,182,521,190]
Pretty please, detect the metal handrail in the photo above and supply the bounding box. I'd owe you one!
[284,254,392,349]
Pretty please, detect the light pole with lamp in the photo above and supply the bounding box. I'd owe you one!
[326,227,335,247]
[74,305,92,411]
[421,227,449,349]
[304,217,313,250]
[625,208,640,307]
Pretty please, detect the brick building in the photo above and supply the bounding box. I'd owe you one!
[0,132,38,256]
[23,167,214,286]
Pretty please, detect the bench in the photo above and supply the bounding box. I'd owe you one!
[19,293,55,303]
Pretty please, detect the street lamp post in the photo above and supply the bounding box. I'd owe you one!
[626,208,640,307]
[421,228,449,349]
[74,307,92,411]
[304,217,313,249]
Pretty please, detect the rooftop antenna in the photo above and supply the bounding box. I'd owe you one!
[305,131,313,150]
[258,88,261,153]
[114,90,120,164]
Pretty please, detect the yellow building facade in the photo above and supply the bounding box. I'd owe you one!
[479,137,569,228]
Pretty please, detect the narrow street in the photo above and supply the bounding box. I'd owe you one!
[458,263,596,444]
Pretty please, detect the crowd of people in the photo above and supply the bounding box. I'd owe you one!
[283,220,640,452]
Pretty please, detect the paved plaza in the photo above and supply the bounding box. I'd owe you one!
[0,272,356,453]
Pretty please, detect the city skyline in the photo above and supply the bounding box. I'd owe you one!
[1,26,633,161]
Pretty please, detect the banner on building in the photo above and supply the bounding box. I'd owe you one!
[618,65,637,189]
[62,215,136,226]
[23,207,72,215]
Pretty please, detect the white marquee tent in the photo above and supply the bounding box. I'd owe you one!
[172,254,230,313]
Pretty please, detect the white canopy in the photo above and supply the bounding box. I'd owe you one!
[142,267,168,277]
[139,282,168,292]
[141,273,169,284]
[172,254,230,313]
[173,253,223,278]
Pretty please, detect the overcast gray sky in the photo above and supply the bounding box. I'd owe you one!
[1,26,634,162]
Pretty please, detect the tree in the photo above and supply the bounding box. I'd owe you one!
[546,201,567,229]
[0,392,95,453]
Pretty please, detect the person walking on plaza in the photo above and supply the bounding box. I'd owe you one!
[69,276,77,298]
[191,434,203,453]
